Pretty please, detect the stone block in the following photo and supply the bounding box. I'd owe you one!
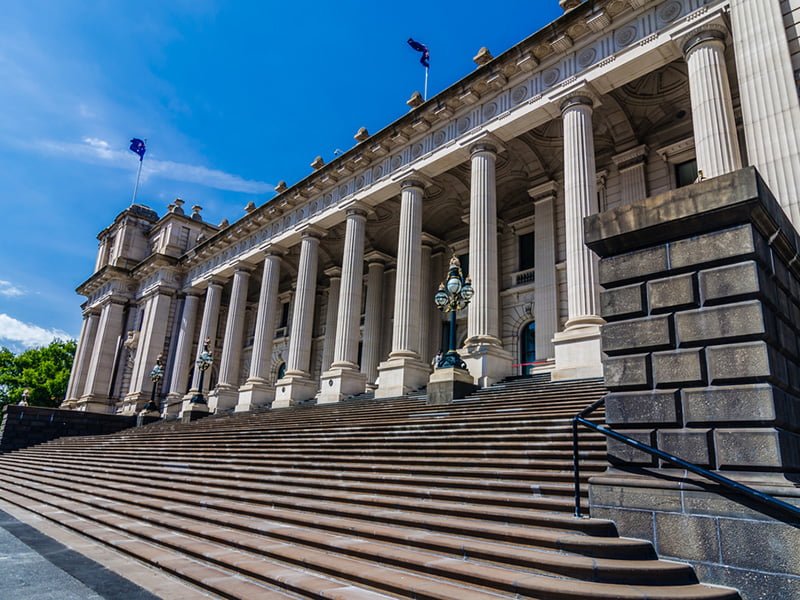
[693,563,800,600]
[698,260,772,306]
[718,518,800,575]
[647,273,698,313]
[607,429,657,465]
[682,385,779,425]
[657,428,712,466]
[654,513,719,563]
[588,507,655,543]
[600,283,645,321]
[601,315,674,355]
[598,246,668,287]
[605,390,679,425]
[714,427,800,469]
[706,341,772,383]
[588,482,682,512]
[652,348,705,388]
[603,354,651,390]
[676,301,769,346]
[670,224,769,270]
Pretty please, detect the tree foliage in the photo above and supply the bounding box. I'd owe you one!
[0,339,76,408]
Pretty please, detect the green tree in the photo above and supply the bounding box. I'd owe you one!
[0,339,76,408]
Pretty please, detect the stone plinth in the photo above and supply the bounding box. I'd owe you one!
[273,375,318,408]
[318,367,368,404]
[375,356,429,398]
[584,167,800,600]
[427,367,477,405]
[235,381,274,412]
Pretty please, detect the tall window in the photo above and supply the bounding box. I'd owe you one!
[520,321,536,375]
[675,159,698,188]
[518,232,534,271]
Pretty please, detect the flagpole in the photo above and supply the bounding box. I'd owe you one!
[424,66,429,101]
[131,138,146,206]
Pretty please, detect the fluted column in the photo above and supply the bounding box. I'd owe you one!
[209,267,251,411]
[683,28,742,179]
[165,293,199,413]
[612,145,648,206]
[274,228,323,406]
[320,267,342,373]
[319,208,368,403]
[551,94,603,380]
[63,310,100,408]
[125,291,173,412]
[730,0,800,226]
[530,182,558,361]
[376,178,430,397]
[237,248,283,411]
[361,253,388,387]
[189,280,224,391]
[79,299,126,412]
[418,239,434,365]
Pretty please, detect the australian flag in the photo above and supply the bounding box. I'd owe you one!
[129,138,146,161]
[407,38,430,68]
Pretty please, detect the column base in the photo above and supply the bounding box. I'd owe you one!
[427,367,478,405]
[235,380,275,412]
[60,399,77,410]
[75,396,114,413]
[273,373,318,408]
[462,339,513,388]
[119,392,151,415]
[163,393,184,417]
[375,355,429,398]
[551,322,603,381]
[207,384,239,413]
[318,366,367,404]
[179,397,209,422]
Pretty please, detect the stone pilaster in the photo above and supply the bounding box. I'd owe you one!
[209,266,251,412]
[730,0,800,227]
[529,182,558,362]
[612,145,648,206]
[552,94,604,380]
[237,248,284,412]
[319,206,368,403]
[79,299,126,412]
[462,137,513,387]
[274,228,323,406]
[361,252,389,388]
[376,178,430,397]
[418,235,438,366]
[320,266,342,374]
[683,27,742,179]
[165,293,199,415]
[63,310,100,408]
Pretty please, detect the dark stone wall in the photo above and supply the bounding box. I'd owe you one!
[0,405,137,453]
[584,167,800,600]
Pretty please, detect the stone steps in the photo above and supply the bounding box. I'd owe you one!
[0,376,741,600]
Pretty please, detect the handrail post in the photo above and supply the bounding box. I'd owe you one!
[572,417,582,518]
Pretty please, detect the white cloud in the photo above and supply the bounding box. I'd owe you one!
[0,314,72,349]
[0,281,26,297]
[34,137,273,195]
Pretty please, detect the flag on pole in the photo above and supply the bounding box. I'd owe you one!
[129,138,146,161]
[407,38,430,68]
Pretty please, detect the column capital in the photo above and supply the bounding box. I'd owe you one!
[681,25,727,57]
[299,224,327,240]
[420,231,444,250]
[612,144,648,172]
[205,277,226,290]
[559,94,595,113]
[233,264,254,275]
[258,242,287,258]
[528,180,558,202]
[364,250,393,265]
[341,199,371,218]
[324,266,343,279]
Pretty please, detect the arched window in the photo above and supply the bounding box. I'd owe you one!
[520,321,536,375]
[276,362,286,381]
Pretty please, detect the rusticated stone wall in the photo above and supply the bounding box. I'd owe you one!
[584,167,800,600]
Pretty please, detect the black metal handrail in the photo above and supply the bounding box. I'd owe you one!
[572,396,800,522]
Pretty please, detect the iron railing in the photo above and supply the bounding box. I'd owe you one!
[572,396,800,522]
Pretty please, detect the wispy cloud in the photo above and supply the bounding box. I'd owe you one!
[0,314,72,350]
[0,281,26,297]
[34,137,273,195]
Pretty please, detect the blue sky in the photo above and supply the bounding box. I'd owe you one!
[0,0,563,352]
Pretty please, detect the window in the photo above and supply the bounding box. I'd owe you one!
[279,302,290,328]
[520,321,536,375]
[518,232,534,271]
[675,159,698,188]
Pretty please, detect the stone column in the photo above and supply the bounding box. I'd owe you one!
[529,182,558,362]
[418,236,436,366]
[209,266,251,412]
[320,206,369,403]
[730,0,800,227]
[683,27,742,180]
[274,228,324,406]
[612,145,648,206]
[462,137,513,387]
[237,248,284,412]
[79,299,126,412]
[320,267,342,374]
[63,310,100,408]
[184,279,224,393]
[361,252,389,388]
[165,292,199,415]
[552,95,604,380]
[429,250,446,360]
[376,178,430,397]
[124,291,173,412]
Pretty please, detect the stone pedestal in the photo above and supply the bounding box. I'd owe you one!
[207,384,239,412]
[179,400,209,423]
[318,367,368,404]
[273,375,318,407]
[461,342,513,388]
[376,356,430,398]
[235,380,274,412]
[551,324,604,381]
[427,367,477,405]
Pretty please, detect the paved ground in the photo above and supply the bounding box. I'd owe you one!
[0,509,162,600]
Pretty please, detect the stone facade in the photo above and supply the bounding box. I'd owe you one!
[586,167,800,600]
[63,0,800,418]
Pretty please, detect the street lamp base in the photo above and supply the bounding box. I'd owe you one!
[427,366,477,405]
[437,350,467,371]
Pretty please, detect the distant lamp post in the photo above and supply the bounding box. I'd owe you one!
[191,339,213,405]
[434,255,474,369]
[143,355,164,413]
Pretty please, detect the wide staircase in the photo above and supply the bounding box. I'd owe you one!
[0,375,740,600]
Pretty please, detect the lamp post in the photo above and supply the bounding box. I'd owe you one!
[434,255,474,370]
[143,355,164,413]
[191,339,213,405]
